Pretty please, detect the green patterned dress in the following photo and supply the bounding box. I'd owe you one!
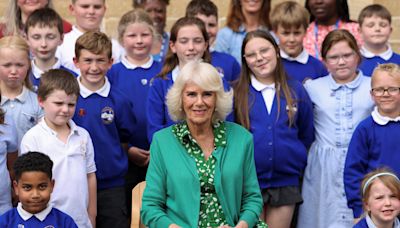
[172,121,268,228]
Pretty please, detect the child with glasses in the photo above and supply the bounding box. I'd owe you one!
[297,29,374,228]
[344,63,400,224]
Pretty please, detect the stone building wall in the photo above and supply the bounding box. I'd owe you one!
[0,0,399,51]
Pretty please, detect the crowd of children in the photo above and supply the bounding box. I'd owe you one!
[0,0,399,227]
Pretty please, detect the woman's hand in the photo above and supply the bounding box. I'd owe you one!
[168,224,181,228]
[235,221,249,228]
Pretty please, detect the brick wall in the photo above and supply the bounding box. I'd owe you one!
[0,0,398,51]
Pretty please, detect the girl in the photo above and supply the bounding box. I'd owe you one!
[0,103,18,215]
[214,0,271,63]
[107,9,162,212]
[234,30,314,228]
[303,0,362,59]
[0,36,43,149]
[0,0,72,38]
[355,168,400,228]
[146,16,211,142]
[297,29,374,228]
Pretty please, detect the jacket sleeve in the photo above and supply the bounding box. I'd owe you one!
[146,79,167,144]
[141,134,174,228]
[239,134,263,227]
[296,83,315,149]
[344,123,370,218]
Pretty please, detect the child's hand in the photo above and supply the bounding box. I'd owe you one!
[128,146,150,167]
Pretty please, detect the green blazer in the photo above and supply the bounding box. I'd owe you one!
[141,121,262,228]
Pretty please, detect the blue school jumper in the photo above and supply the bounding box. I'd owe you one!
[359,46,400,76]
[108,58,162,150]
[282,54,328,83]
[344,112,400,218]
[247,79,314,189]
[73,79,136,190]
[211,51,241,83]
[29,66,77,92]
[0,207,78,228]
[353,215,400,228]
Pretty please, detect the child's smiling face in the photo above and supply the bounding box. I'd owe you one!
[371,70,400,118]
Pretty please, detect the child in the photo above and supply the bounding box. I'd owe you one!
[185,0,241,83]
[0,36,43,148]
[358,4,400,76]
[344,63,400,221]
[107,9,161,213]
[25,8,75,92]
[0,106,18,215]
[72,31,137,228]
[147,17,211,142]
[20,69,97,228]
[0,152,78,227]
[234,30,314,228]
[297,29,374,228]
[354,168,400,228]
[270,1,328,83]
[56,0,123,75]
[303,0,362,59]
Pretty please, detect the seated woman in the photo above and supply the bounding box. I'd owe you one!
[141,61,264,228]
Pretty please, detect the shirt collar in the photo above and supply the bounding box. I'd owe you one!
[280,49,309,64]
[71,25,84,36]
[121,55,154,70]
[39,118,80,136]
[31,59,62,79]
[0,86,29,105]
[17,202,52,222]
[360,45,393,61]
[251,75,275,91]
[328,70,363,91]
[371,106,400,125]
[171,66,180,82]
[173,121,227,148]
[366,213,400,228]
[78,76,110,98]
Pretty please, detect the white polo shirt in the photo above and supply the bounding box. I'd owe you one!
[20,118,96,228]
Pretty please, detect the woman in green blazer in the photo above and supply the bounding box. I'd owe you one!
[141,61,264,228]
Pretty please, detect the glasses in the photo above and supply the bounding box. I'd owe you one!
[371,87,400,96]
[243,47,271,61]
[325,52,356,64]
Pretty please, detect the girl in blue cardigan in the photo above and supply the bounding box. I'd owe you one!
[234,30,314,228]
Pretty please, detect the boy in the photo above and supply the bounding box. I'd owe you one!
[358,4,400,76]
[344,63,400,221]
[0,152,78,227]
[56,0,123,75]
[25,8,75,92]
[185,0,241,83]
[20,69,97,228]
[73,31,137,228]
[270,1,328,83]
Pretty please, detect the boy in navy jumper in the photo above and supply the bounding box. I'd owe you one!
[72,31,136,228]
[25,8,75,92]
[270,1,327,83]
[344,63,400,221]
[358,4,400,76]
[0,152,78,227]
[185,0,241,83]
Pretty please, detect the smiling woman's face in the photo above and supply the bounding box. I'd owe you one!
[18,0,49,18]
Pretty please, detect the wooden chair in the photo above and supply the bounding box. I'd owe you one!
[131,181,146,228]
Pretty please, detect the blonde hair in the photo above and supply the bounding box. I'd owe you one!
[166,61,233,124]
[0,36,32,90]
[117,9,156,44]
[371,63,400,85]
[2,0,54,36]
[270,1,310,31]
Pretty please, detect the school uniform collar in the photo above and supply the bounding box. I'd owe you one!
[38,117,80,136]
[280,49,309,64]
[360,45,393,61]
[17,202,52,222]
[78,76,111,98]
[365,213,400,228]
[251,75,275,91]
[121,55,154,70]
[31,58,62,79]
[71,25,84,36]
[371,106,400,125]
[0,86,29,105]
[171,66,180,82]
[328,70,363,91]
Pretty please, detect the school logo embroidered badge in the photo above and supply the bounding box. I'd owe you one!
[141,79,148,85]
[78,108,86,117]
[101,106,114,124]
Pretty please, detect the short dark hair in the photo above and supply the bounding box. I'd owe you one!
[14,152,53,181]
[24,8,64,35]
[133,0,169,8]
[75,31,112,60]
[185,0,218,18]
[38,69,80,101]
[358,4,391,25]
